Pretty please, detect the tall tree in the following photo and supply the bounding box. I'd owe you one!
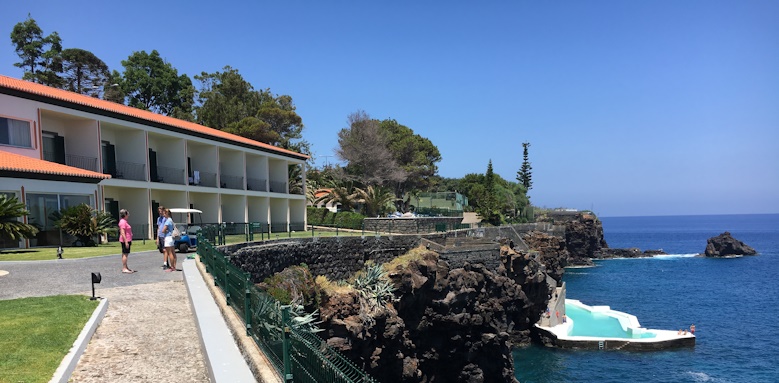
[61,48,109,96]
[10,15,62,86]
[195,66,310,154]
[517,142,533,192]
[378,119,441,195]
[121,50,194,117]
[478,160,502,225]
[103,70,126,103]
[195,66,262,130]
[336,111,406,186]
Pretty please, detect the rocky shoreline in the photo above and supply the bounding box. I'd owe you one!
[224,213,759,382]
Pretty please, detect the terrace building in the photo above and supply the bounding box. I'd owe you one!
[0,75,307,249]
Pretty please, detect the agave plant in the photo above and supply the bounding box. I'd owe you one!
[353,263,396,312]
[250,291,322,341]
[0,195,38,241]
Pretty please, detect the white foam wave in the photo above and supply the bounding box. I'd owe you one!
[685,371,729,382]
[686,371,712,382]
[652,253,699,259]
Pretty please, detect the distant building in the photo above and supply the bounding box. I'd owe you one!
[0,75,308,248]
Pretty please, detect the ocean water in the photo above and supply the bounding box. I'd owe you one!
[513,214,779,383]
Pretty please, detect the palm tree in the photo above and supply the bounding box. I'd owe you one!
[54,204,117,246]
[352,185,395,217]
[313,180,357,212]
[0,195,38,241]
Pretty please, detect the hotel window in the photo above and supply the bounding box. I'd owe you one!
[0,117,33,148]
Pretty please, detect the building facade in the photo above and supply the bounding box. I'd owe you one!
[0,75,307,248]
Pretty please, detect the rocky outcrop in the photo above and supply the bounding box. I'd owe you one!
[520,231,570,280]
[704,232,757,257]
[598,248,667,259]
[319,250,523,383]
[564,213,608,264]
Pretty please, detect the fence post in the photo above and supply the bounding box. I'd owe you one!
[281,306,293,383]
[225,268,231,306]
[244,272,251,336]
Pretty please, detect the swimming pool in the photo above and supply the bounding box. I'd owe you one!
[566,301,656,339]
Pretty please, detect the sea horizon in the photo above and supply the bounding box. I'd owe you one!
[598,212,779,219]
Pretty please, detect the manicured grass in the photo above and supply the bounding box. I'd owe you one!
[1,230,378,261]
[0,241,159,261]
[0,295,98,383]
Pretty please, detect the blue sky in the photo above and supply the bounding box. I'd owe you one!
[2,1,777,217]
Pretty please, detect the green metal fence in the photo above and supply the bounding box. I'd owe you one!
[197,233,378,383]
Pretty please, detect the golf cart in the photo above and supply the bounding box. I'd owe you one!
[169,208,203,253]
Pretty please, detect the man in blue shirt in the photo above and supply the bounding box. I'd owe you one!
[156,206,167,269]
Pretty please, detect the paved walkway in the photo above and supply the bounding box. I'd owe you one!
[0,250,211,382]
[0,249,182,300]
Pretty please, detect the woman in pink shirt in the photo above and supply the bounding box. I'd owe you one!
[119,209,135,273]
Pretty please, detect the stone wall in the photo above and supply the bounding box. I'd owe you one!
[438,243,502,270]
[225,236,423,282]
[363,217,464,234]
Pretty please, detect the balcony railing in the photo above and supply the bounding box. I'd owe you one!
[65,154,99,172]
[154,166,186,185]
[42,150,58,163]
[269,180,287,193]
[247,177,267,191]
[43,150,97,172]
[190,171,217,187]
[116,161,146,181]
[220,174,244,190]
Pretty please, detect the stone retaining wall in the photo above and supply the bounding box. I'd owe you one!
[363,217,464,234]
[225,236,422,282]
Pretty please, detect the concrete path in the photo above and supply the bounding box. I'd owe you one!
[0,249,182,300]
[0,250,209,382]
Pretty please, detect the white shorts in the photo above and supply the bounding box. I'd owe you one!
[164,236,175,247]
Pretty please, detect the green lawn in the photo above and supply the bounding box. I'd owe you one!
[1,230,376,261]
[0,241,159,261]
[0,295,99,383]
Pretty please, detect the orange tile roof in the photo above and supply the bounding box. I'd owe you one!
[0,151,110,179]
[0,75,309,160]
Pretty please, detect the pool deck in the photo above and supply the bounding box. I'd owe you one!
[536,296,696,351]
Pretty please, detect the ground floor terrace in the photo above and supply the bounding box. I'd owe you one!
[1,177,307,248]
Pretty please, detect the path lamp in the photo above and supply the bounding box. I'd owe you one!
[90,272,102,300]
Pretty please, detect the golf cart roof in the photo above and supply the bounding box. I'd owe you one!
[169,208,203,214]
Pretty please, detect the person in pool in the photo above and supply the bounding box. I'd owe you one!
[690,324,696,334]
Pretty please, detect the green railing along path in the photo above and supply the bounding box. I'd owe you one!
[197,226,378,383]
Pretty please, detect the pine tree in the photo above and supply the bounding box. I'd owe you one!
[517,142,533,191]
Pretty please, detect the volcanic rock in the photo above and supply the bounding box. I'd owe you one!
[704,232,757,257]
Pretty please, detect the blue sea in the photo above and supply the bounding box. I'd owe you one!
[513,214,779,383]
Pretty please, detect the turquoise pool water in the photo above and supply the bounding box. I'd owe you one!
[566,303,656,339]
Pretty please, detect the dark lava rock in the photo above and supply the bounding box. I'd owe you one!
[319,250,522,383]
[598,248,667,259]
[564,213,608,260]
[704,232,757,257]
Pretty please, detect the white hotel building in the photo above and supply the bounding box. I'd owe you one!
[0,75,308,249]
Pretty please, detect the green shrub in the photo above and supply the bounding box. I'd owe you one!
[307,207,365,229]
[260,264,321,308]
